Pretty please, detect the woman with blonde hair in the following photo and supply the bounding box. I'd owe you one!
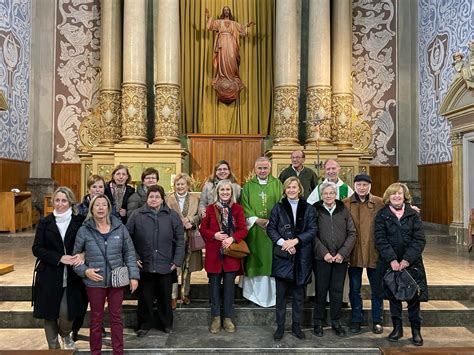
[166,173,202,306]
[375,182,428,346]
[32,186,87,350]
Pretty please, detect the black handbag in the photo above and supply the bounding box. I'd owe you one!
[383,268,419,301]
[273,209,295,260]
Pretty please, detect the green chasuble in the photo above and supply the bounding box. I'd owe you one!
[240,175,283,277]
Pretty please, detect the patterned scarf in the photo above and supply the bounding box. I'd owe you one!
[111,183,125,212]
[215,200,234,235]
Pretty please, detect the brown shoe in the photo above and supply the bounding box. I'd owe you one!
[209,316,221,334]
[182,296,191,305]
[171,298,177,310]
[223,318,235,333]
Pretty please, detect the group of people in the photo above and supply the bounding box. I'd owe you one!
[31,152,428,354]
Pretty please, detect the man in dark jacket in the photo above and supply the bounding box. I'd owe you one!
[127,185,185,336]
[278,150,318,199]
[343,174,385,334]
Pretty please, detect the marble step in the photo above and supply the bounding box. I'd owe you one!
[1,300,473,329]
[0,326,473,353]
[2,284,473,302]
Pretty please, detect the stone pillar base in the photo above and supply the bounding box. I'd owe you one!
[449,222,468,246]
[26,178,57,215]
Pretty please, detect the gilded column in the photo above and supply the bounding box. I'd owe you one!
[306,0,331,145]
[331,0,353,148]
[99,0,122,146]
[153,0,180,144]
[273,0,299,145]
[120,0,147,144]
[450,132,464,229]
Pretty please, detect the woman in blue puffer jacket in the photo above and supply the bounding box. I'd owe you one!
[73,194,140,355]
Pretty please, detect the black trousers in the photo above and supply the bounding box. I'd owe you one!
[389,293,422,323]
[313,260,348,327]
[137,272,173,330]
[208,271,237,318]
[275,278,305,327]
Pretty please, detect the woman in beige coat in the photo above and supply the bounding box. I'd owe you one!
[166,173,203,305]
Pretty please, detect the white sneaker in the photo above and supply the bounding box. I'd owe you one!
[61,335,76,350]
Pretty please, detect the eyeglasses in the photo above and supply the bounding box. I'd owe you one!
[322,191,336,196]
[217,168,229,172]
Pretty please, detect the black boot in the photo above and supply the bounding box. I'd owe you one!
[388,319,403,342]
[411,322,423,346]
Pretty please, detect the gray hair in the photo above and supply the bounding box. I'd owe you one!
[255,156,271,166]
[212,179,237,204]
[53,186,78,215]
[320,181,337,195]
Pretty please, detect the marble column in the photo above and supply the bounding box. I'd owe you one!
[153,0,180,145]
[306,0,331,145]
[273,0,299,145]
[99,0,122,146]
[120,0,147,144]
[331,0,353,148]
[451,132,464,230]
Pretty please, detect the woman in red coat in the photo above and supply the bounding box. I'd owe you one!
[200,179,248,334]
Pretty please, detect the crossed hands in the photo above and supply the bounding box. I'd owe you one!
[390,259,410,271]
[281,238,299,255]
[324,253,344,264]
[60,254,84,267]
[215,231,234,249]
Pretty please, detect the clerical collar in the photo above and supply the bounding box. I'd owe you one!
[257,177,268,184]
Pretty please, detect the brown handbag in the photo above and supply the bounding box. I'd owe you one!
[189,229,205,251]
[213,205,250,259]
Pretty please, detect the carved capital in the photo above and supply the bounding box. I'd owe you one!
[99,90,121,145]
[332,93,353,148]
[121,83,147,143]
[154,84,180,144]
[450,132,463,146]
[273,86,299,145]
[306,86,332,144]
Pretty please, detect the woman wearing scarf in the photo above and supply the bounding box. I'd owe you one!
[375,182,428,346]
[166,173,202,306]
[105,164,135,224]
[32,186,87,350]
[199,179,248,334]
[199,160,241,217]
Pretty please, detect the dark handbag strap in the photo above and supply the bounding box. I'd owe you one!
[279,205,295,240]
[31,258,41,307]
[91,234,115,271]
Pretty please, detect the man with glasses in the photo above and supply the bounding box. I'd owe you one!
[278,150,318,199]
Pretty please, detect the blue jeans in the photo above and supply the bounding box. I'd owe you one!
[208,271,236,318]
[348,266,383,324]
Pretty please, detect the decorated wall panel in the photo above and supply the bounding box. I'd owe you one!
[53,0,101,162]
[0,0,31,161]
[352,0,397,165]
[418,0,472,164]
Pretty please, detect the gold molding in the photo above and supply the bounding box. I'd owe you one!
[99,90,121,146]
[121,83,147,143]
[153,84,180,144]
[79,105,101,150]
[306,86,332,145]
[273,86,299,145]
[332,93,353,148]
[0,90,7,111]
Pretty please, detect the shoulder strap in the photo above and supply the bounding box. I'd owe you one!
[279,203,295,239]
[91,233,114,270]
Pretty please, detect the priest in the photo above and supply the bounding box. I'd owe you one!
[240,156,283,307]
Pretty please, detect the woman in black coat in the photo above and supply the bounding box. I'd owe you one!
[32,186,87,350]
[374,182,428,346]
[267,176,316,341]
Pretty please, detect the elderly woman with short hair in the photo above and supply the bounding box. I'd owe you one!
[312,181,356,338]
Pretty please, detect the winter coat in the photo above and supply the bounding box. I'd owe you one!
[73,215,140,288]
[165,192,203,272]
[198,181,241,215]
[104,182,135,224]
[313,200,356,261]
[267,198,316,285]
[374,204,428,301]
[32,213,87,320]
[127,203,185,274]
[199,202,248,273]
[343,193,385,269]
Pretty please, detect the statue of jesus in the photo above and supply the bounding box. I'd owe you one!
[205,6,255,104]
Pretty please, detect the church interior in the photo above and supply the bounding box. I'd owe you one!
[0,0,473,353]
